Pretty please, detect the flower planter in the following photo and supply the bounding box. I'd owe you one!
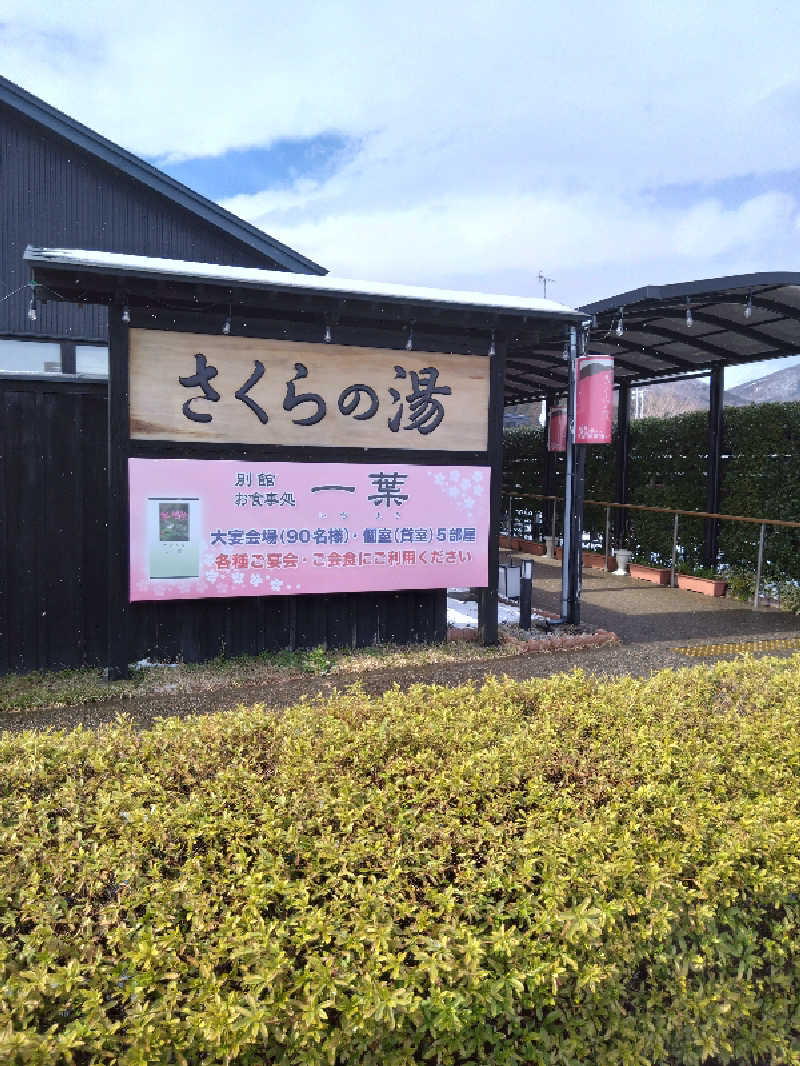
[629,563,671,586]
[518,539,546,556]
[677,574,728,597]
[582,550,613,571]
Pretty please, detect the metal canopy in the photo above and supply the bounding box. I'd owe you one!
[503,272,800,406]
[25,252,800,410]
[22,246,587,651]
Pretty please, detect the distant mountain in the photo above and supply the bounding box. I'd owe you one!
[630,378,709,419]
[725,364,800,406]
[503,365,800,425]
[631,364,800,419]
[503,402,541,429]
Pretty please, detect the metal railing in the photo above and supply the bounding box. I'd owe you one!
[502,492,800,610]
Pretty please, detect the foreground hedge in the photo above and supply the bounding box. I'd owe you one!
[2,659,800,1064]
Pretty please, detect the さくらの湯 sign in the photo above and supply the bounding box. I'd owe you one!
[129,330,490,450]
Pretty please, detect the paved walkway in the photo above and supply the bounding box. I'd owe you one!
[530,555,800,648]
[6,558,800,736]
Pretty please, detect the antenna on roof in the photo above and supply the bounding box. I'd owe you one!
[537,271,555,299]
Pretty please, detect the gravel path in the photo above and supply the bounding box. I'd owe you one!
[4,557,800,735]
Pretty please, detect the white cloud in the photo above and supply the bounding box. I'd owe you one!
[4,0,800,182]
[3,0,800,304]
[228,186,800,305]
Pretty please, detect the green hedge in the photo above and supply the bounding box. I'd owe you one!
[504,401,800,576]
[503,428,614,542]
[718,403,800,577]
[3,658,800,1063]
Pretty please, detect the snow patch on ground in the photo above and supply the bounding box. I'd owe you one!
[447,597,523,628]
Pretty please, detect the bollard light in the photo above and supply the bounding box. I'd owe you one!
[519,557,533,631]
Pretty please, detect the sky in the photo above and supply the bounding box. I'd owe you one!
[2,0,800,387]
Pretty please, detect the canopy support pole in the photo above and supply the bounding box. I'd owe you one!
[615,382,631,550]
[479,330,508,645]
[561,325,585,624]
[542,392,556,536]
[704,364,724,569]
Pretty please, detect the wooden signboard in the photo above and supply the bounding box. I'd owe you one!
[129,330,490,451]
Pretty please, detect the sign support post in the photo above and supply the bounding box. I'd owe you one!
[478,330,507,645]
[560,324,586,625]
[106,303,131,680]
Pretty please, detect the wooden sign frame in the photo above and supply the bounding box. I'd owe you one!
[128,330,490,451]
[106,310,507,679]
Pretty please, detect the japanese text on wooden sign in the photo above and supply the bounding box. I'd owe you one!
[129,459,490,601]
[128,330,490,450]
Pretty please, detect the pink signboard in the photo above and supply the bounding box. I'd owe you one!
[575,354,614,444]
[128,459,489,602]
[548,405,567,452]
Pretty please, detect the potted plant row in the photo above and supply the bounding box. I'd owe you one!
[676,566,728,597]
[628,558,672,586]
[500,534,546,555]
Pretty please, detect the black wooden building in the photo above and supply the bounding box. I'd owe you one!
[0,75,324,674]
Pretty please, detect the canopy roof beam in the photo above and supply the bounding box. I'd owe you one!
[653,309,800,357]
[506,359,568,388]
[597,334,701,373]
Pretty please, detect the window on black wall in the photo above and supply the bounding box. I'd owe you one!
[0,339,108,377]
[0,338,61,374]
[75,345,108,377]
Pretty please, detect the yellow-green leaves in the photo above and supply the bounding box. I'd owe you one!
[2,656,800,1063]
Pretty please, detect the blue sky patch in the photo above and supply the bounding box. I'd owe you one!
[645,169,800,209]
[151,132,355,200]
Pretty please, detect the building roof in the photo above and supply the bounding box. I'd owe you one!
[0,75,326,276]
[24,246,582,320]
[494,272,800,403]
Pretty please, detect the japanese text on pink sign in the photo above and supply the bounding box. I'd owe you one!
[128,459,490,602]
[575,354,614,445]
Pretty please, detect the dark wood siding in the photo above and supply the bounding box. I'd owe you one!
[0,377,446,675]
[0,104,278,342]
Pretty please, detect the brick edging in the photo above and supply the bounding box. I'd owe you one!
[449,624,620,653]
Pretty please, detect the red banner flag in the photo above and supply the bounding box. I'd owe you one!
[575,355,614,444]
[548,405,567,452]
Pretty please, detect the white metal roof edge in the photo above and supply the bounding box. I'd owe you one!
[24,246,583,320]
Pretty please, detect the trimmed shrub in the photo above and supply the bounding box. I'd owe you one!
[2,659,800,1064]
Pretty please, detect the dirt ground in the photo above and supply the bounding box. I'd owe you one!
[5,633,800,735]
[5,557,800,734]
